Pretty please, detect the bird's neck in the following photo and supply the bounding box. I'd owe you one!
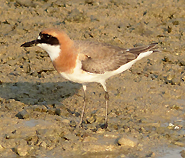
[52,40,78,74]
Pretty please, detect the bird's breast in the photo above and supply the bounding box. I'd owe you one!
[52,49,78,74]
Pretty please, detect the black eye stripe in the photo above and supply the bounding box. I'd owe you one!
[43,34,51,40]
[38,33,59,45]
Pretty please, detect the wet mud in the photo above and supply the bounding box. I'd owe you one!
[1,0,185,157]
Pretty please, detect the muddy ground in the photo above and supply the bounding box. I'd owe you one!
[1,0,185,157]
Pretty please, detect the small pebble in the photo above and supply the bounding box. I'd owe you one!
[117,136,138,147]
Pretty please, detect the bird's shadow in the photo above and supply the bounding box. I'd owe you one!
[0,81,81,110]
[0,80,108,128]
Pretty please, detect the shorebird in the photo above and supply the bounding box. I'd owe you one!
[21,28,159,128]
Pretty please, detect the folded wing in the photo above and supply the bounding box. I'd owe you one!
[74,41,158,74]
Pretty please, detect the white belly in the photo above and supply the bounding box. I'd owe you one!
[60,69,105,84]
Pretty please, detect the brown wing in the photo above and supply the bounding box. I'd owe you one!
[74,41,158,74]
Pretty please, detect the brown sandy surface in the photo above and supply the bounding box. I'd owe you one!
[1,0,185,157]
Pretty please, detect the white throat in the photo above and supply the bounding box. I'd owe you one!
[37,43,61,61]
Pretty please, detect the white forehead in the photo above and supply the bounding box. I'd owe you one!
[38,36,41,40]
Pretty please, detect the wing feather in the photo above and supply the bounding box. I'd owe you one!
[74,41,158,74]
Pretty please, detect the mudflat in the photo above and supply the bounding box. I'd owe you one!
[1,0,185,157]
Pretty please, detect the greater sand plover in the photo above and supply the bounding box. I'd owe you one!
[21,28,159,128]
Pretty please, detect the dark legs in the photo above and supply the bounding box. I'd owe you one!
[101,81,109,129]
[77,83,109,129]
[77,85,86,128]
[104,91,109,129]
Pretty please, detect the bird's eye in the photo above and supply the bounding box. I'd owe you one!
[46,35,51,39]
[43,34,51,40]
[41,34,52,41]
[38,33,59,45]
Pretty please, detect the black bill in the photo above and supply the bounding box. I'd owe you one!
[21,40,39,47]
